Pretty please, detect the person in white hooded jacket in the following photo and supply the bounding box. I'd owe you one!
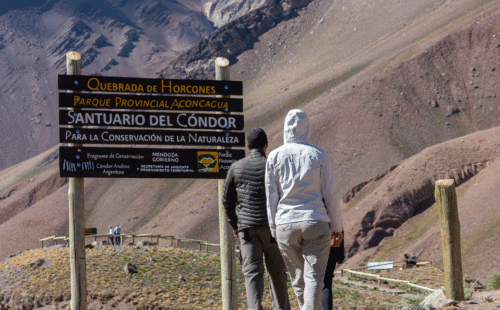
[265,109,343,310]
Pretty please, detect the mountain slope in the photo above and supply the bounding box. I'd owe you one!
[1,0,500,284]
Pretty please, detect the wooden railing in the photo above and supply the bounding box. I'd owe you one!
[40,233,221,252]
[340,268,437,293]
[335,260,432,274]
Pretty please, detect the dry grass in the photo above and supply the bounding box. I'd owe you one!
[0,245,412,309]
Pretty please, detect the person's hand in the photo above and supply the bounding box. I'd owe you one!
[331,232,343,247]
[233,229,239,238]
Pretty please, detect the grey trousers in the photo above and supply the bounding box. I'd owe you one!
[276,221,331,310]
[239,227,291,310]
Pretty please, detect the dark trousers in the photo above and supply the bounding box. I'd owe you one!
[321,241,345,310]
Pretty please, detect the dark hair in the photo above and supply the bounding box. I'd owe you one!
[247,128,268,149]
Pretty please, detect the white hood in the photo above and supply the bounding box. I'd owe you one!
[284,109,311,144]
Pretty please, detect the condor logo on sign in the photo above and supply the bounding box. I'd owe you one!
[197,152,219,173]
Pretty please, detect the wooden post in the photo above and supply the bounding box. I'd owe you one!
[435,179,464,301]
[66,51,87,310]
[216,57,238,310]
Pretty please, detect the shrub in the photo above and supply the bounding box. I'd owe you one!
[487,272,500,291]
[464,280,478,301]
[401,294,427,310]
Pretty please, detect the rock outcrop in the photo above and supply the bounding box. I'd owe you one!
[205,0,268,28]
[157,0,312,79]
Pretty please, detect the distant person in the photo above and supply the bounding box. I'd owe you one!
[409,252,417,268]
[114,225,121,245]
[266,109,343,309]
[223,128,290,310]
[403,253,410,269]
[108,226,115,245]
[321,232,345,310]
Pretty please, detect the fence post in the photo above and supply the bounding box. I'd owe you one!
[216,57,238,310]
[66,51,87,310]
[435,179,464,301]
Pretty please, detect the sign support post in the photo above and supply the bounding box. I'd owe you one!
[435,179,464,301]
[216,57,238,310]
[66,51,87,310]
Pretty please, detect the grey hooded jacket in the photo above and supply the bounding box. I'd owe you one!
[265,109,343,238]
[222,149,269,231]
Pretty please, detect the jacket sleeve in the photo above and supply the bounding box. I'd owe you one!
[320,153,343,233]
[265,156,279,238]
[222,165,239,230]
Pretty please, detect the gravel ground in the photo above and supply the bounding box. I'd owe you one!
[454,290,500,310]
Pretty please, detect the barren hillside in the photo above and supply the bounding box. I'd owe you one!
[1,0,500,286]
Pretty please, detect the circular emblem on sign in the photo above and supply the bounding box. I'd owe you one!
[198,153,218,172]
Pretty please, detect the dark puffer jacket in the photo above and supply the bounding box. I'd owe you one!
[223,149,269,231]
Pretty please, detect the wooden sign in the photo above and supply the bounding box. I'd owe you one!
[58,75,243,96]
[84,228,97,235]
[60,128,245,147]
[59,146,245,179]
[59,93,243,112]
[59,110,244,130]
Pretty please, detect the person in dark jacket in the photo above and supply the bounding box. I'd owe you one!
[321,233,345,310]
[223,128,290,310]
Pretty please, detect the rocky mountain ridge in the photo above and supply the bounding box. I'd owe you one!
[158,0,313,79]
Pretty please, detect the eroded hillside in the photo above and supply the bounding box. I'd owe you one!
[1,0,500,285]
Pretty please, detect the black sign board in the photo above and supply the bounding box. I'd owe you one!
[58,75,243,96]
[60,128,245,147]
[60,146,244,179]
[59,93,243,113]
[85,228,97,235]
[59,110,244,130]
